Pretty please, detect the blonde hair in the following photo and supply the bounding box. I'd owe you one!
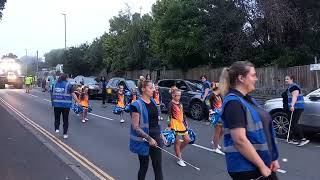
[138,78,152,95]
[171,87,181,96]
[219,61,254,96]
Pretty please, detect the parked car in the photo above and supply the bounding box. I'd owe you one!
[158,79,208,120]
[264,88,320,138]
[106,78,138,103]
[74,76,101,99]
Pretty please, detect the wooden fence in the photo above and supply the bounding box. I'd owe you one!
[100,65,319,96]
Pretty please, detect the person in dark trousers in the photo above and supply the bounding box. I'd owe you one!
[220,61,280,180]
[51,73,77,139]
[200,75,211,101]
[283,75,310,146]
[130,78,167,180]
[100,76,107,107]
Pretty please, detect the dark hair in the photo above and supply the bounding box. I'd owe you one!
[287,75,295,81]
[219,61,254,96]
[146,74,151,80]
[200,75,207,80]
[57,73,67,83]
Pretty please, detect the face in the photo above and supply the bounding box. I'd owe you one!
[238,67,258,93]
[285,76,293,85]
[201,76,206,83]
[155,85,159,91]
[119,86,124,94]
[172,91,181,101]
[142,82,154,97]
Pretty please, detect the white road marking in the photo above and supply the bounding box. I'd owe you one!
[277,169,287,174]
[89,113,114,121]
[43,99,52,102]
[28,94,39,98]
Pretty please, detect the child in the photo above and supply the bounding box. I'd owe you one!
[116,85,126,123]
[208,82,224,155]
[79,86,89,123]
[153,84,163,120]
[167,87,191,167]
[130,88,138,104]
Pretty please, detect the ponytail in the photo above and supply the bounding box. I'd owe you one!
[219,67,230,96]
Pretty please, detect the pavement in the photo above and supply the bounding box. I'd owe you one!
[0,87,319,180]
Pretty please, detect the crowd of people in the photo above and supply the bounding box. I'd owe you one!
[36,60,310,180]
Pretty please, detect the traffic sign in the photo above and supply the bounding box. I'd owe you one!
[310,64,320,71]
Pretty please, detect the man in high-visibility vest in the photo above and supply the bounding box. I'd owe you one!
[25,75,32,93]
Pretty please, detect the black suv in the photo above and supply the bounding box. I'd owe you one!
[106,78,138,103]
[157,79,207,120]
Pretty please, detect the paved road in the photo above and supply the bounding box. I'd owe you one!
[0,88,319,180]
[0,100,82,180]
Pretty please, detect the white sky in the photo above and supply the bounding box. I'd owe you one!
[0,0,155,58]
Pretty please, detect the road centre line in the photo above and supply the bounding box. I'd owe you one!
[0,97,115,180]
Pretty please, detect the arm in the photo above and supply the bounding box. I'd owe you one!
[166,103,172,128]
[230,128,271,176]
[131,112,152,141]
[203,88,209,100]
[290,90,299,109]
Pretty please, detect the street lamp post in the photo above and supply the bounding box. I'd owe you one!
[25,49,28,75]
[61,13,67,50]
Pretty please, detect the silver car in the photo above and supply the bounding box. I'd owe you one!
[264,88,320,138]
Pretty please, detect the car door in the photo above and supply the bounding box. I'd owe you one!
[301,91,320,128]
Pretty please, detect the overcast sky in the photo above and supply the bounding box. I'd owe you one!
[0,0,155,58]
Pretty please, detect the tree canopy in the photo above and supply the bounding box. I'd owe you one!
[44,0,320,75]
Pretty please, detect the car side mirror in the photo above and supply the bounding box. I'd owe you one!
[309,94,320,101]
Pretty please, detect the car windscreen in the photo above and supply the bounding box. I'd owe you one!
[186,81,202,92]
[83,78,97,85]
[126,80,137,90]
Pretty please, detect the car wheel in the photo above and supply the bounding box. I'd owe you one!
[190,102,204,121]
[271,111,290,139]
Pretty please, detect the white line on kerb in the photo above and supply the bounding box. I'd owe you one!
[43,99,51,102]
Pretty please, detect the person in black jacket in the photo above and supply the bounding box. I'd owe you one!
[100,76,107,107]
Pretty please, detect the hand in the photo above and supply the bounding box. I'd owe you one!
[148,138,158,147]
[270,160,280,172]
[161,135,168,146]
[259,165,272,177]
[290,106,295,112]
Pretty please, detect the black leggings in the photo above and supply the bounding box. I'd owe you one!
[102,91,106,104]
[138,147,163,180]
[287,109,304,140]
[54,107,70,134]
[229,171,278,180]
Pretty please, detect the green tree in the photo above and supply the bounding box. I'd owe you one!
[151,0,206,69]
[44,49,65,67]
[2,53,18,59]
[63,44,90,76]
[0,0,6,20]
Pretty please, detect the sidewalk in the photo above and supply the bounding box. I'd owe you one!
[0,105,81,180]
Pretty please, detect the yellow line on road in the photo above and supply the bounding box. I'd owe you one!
[0,97,115,180]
